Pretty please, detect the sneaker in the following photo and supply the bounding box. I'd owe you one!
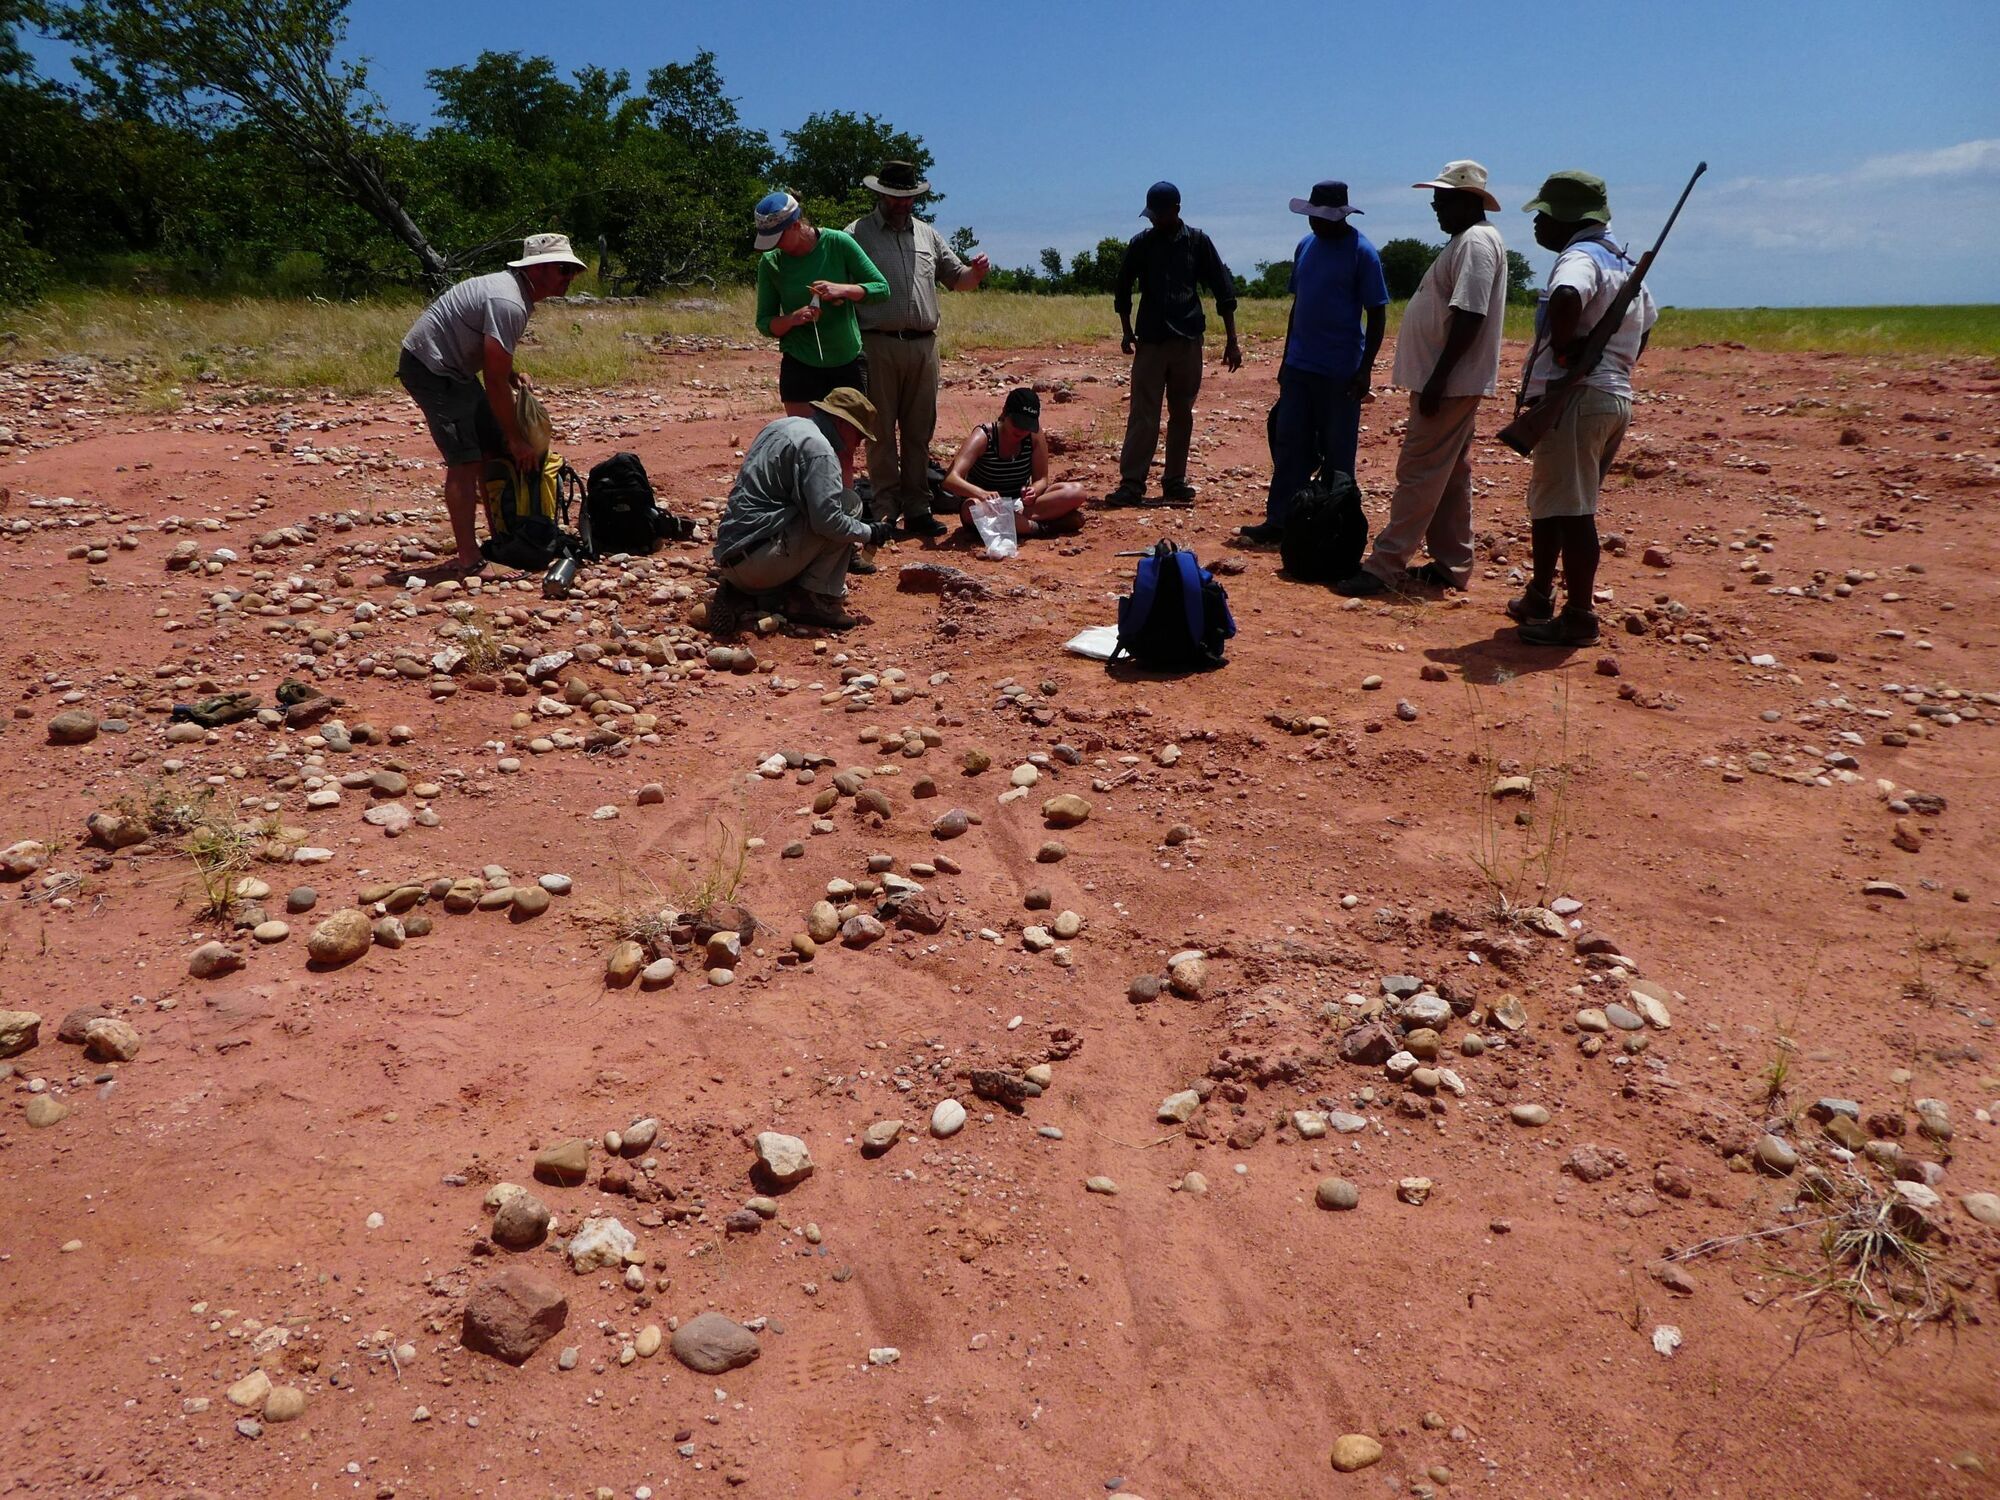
[787,588,861,632]
[1404,561,1462,590]
[902,514,948,540]
[1101,483,1147,509]
[1159,479,1198,506]
[1236,522,1285,547]
[1332,571,1389,597]
[1504,583,1554,624]
[1518,608,1600,647]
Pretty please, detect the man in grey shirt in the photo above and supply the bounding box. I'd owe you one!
[846,161,989,540]
[711,387,894,634]
[397,232,585,580]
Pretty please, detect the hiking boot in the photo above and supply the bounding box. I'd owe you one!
[1236,522,1284,547]
[1404,561,1462,590]
[902,513,948,540]
[787,588,861,632]
[1332,571,1388,597]
[1102,483,1147,509]
[1518,607,1600,647]
[1505,583,1555,624]
[848,547,878,575]
[707,580,749,637]
[1159,479,1198,506]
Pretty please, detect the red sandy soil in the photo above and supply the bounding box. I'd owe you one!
[0,319,1996,1500]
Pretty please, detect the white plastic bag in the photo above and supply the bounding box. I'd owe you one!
[966,496,1020,559]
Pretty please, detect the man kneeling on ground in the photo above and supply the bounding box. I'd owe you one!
[941,389,1088,540]
[711,387,894,634]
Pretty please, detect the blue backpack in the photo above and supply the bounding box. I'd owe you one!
[1113,540,1236,671]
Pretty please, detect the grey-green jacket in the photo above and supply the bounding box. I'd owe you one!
[714,416,871,561]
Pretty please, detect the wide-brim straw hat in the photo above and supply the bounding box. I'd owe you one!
[509,232,586,270]
[1411,160,1501,213]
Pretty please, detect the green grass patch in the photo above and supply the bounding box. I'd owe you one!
[1647,304,2000,358]
[5,288,1993,403]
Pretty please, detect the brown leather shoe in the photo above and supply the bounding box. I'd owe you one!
[786,588,861,632]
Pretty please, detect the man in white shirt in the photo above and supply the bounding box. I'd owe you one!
[1505,171,1659,647]
[1338,160,1509,597]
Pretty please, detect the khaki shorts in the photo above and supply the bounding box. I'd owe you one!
[1524,387,1631,519]
[399,349,502,467]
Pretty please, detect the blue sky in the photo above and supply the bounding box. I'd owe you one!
[29,0,2000,304]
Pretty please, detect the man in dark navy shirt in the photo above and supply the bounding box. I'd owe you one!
[1106,182,1241,507]
[1239,180,1389,545]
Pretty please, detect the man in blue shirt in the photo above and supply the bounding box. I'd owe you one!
[1239,181,1388,545]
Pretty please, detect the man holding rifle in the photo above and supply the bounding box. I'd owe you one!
[1506,172,1658,646]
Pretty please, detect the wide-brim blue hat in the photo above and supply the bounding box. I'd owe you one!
[1290,180,1362,221]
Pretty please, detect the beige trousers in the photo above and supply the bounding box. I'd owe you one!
[1362,393,1483,587]
[861,331,941,522]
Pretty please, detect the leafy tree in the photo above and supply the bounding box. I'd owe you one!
[1067,236,1126,295]
[430,52,563,153]
[1037,247,1064,284]
[610,53,772,291]
[1245,258,1292,298]
[948,225,976,260]
[49,0,451,286]
[1378,236,1441,301]
[780,109,933,229]
[1506,248,1538,305]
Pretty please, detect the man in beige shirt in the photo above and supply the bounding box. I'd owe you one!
[1337,160,1508,598]
[846,160,990,539]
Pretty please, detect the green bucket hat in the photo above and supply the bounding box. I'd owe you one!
[1522,170,1611,225]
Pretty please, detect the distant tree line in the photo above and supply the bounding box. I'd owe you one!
[0,0,939,302]
[0,1,1542,309]
[981,235,1536,304]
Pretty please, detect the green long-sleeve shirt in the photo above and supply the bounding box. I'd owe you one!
[754,229,889,368]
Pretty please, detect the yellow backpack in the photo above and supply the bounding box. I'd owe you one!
[480,451,582,570]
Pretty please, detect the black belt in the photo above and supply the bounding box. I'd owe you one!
[865,328,935,341]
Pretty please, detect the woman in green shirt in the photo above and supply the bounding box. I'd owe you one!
[752,191,890,416]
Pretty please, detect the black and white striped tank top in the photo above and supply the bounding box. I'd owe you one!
[968,423,1035,496]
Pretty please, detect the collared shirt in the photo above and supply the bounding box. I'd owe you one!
[1524,228,1659,401]
[846,206,970,333]
[715,416,872,560]
[401,270,530,382]
[1114,223,1237,343]
[1389,222,1508,397]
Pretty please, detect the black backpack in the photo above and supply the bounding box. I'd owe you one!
[583,452,694,557]
[1280,471,1368,583]
[1112,540,1236,672]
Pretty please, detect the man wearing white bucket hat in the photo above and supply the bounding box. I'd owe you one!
[1336,161,1508,598]
[398,232,586,580]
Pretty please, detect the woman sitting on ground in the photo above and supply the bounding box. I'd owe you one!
[941,388,1088,537]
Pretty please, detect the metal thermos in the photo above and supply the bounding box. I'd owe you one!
[543,555,580,598]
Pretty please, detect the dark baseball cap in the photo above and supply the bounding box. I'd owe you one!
[1002,388,1041,430]
[1142,181,1181,220]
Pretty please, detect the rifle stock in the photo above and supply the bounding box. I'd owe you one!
[1498,162,1706,457]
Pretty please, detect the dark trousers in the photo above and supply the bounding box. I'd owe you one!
[1264,364,1361,524]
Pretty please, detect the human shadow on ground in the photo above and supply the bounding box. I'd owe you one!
[1424,629,1590,686]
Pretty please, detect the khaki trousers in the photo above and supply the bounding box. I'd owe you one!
[1119,335,1204,487]
[720,489,864,598]
[861,331,941,522]
[1362,393,1483,588]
